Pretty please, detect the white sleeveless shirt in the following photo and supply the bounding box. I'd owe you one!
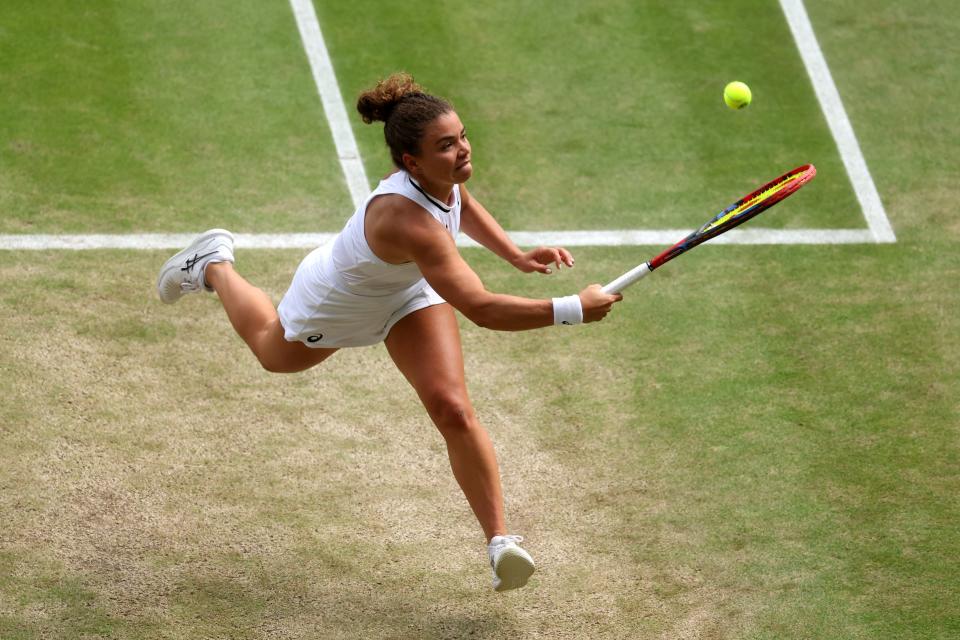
[329,170,461,296]
[276,170,461,347]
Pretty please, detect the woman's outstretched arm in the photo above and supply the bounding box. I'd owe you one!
[380,197,620,331]
[458,184,575,275]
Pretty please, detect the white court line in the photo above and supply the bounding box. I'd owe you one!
[0,229,876,250]
[0,0,892,251]
[288,0,369,208]
[779,0,896,243]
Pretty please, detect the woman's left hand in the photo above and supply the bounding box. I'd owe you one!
[510,246,575,274]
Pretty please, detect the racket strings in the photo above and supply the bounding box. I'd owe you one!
[704,171,810,232]
[651,165,816,267]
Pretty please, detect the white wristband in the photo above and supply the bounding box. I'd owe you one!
[552,294,583,326]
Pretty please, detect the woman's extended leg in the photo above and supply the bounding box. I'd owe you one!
[384,303,506,542]
[205,262,337,373]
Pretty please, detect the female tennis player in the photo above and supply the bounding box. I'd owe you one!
[157,72,622,591]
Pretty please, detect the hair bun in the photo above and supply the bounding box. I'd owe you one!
[356,72,423,124]
[355,73,453,168]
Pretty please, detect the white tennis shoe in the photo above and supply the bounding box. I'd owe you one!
[487,535,535,592]
[157,229,235,304]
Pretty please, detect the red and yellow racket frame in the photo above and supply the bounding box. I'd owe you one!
[603,164,817,293]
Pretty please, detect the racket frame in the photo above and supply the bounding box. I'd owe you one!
[602,164,816,294]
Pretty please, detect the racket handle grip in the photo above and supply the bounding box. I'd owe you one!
[602,262,651,294]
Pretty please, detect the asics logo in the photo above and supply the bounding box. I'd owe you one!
[306,334,323,343]
[182,251,218,272]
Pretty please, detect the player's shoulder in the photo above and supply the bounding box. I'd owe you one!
[367,192,433,226]
[368,193,450,248]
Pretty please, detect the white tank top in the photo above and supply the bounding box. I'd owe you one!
[327,170,461,297]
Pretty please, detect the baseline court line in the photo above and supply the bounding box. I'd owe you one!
[0,229,876,250]
[0,1,892,250]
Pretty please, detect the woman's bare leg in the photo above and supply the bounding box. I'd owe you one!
[384,303,506,542]
[204,262,337,373]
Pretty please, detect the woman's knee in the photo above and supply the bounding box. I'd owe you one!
[248,334,288,373]
[423,391,477,434]
[258,355,292,374]
[254,343,327,374]
[250,327,336,374]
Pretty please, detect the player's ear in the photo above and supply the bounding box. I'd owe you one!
[401,152,419,174]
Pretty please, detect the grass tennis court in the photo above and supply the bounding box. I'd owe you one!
[1,0,958,638]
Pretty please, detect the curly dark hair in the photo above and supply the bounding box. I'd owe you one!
[356,72,454,169]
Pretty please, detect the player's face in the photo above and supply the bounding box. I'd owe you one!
[407,111,472,185]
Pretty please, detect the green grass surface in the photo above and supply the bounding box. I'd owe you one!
[1,245,957,639]
[321,0,860,230]
[0,0,350,233]
[1,0,959,638]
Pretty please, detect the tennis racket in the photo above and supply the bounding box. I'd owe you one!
[602,164,817,294]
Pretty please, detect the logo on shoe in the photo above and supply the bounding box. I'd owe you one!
[182,251,218,272]
[306,334,323,343]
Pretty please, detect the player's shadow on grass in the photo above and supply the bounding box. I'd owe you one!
[305,584,523,639]
[167,555,524,639]
[401,611,519,640]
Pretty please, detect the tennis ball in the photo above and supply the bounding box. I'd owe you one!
[723,81,752,109]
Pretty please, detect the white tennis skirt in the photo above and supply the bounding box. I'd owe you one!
[277,245,445,348]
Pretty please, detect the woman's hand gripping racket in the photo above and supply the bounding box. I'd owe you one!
[602,164,817,294]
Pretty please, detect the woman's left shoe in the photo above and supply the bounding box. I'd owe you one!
[157,229,234,303]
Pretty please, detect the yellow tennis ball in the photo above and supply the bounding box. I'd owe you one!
[723,81,752,109]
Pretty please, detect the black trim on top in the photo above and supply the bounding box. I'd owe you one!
[407,176,452,213]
